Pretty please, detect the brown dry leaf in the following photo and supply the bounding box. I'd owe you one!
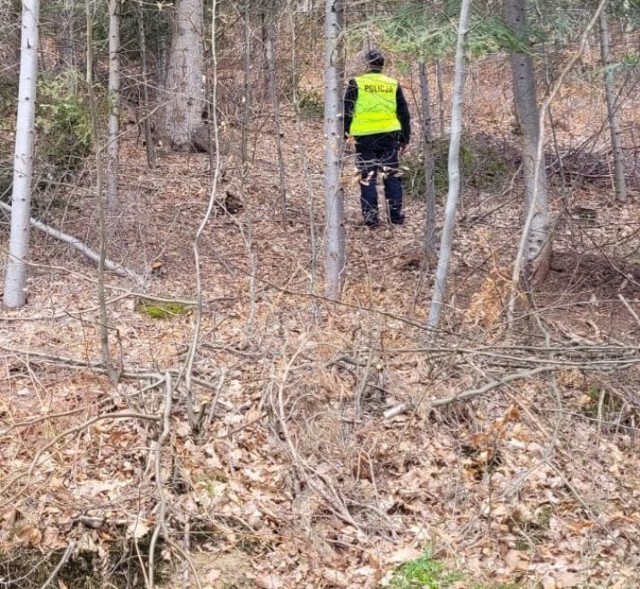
[127,518,151,539]
[245,407,263,423]
[353,565,378,578]
[387,546,422,564]
[504,549,527,572]
[557,572,579,588]
[255,573,284,589]
[42,526,62,549]
[15,523,42,546]
[566,520,594,533]
[321,568,349,587]
[202,568,222,583]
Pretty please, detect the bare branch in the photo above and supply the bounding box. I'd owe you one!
[0,200,144,286]
[38,541,76,589]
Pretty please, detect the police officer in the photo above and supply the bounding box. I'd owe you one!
[344,50,411,227]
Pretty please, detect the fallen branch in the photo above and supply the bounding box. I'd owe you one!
[384,365,557,419]
[269,343,365,531]
[0,344,230,398]
[148,371,173,589]
[0,200,144,286]
[619,294,640,329]
[0,410,160,504]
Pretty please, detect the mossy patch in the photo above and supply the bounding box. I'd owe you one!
[388,552,462,588]
[135,298,191,320]
[387,551,522,589]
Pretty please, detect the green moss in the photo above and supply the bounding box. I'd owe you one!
[389,552,462,588]
[136,299,191,320]
[387,551,524,589]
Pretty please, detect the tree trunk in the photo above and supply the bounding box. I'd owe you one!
[62,0,75,71]
[435,59,446,138]
[137,0,156,169]
[156,33,169,91]
[323,0,345,301]
[85,0,93,84]
[506,0,551,284]
[107,0,121,212]
[419,62,437,259]
[161,0,207,152]
[3,0,40,309]
[426,0,471,331]
[87,0,118,382]
[241,0,252,174]
[265,0,288,224]
[599,9,627,202]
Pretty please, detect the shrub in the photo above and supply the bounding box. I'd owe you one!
[36,70,92,179]
[402,135,510,201]
[0,166,12,202]
[0,76,19,200]
[296,88,324,120]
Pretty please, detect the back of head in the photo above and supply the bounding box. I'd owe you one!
[365,49,385,70]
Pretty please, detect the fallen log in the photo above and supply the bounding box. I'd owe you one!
[0,201,144,286]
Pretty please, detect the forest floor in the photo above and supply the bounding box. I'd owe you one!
[2,57,640,589]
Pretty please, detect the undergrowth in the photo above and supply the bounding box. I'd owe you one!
[36,70,93,180]
[135,298,191,319]
[386,552,520,589]
[0,538,168,589]
[401,135,511,200]
[296,88,324,119]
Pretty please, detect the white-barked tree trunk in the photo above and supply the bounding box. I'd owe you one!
[107,0,121,211]
[599,8,627,202]
[426,0,472,331]
[3,0,40,309]
[323,0,345,301]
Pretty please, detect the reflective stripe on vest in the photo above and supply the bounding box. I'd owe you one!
[350,73,402,136]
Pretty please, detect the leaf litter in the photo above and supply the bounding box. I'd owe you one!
[1,56,640,588]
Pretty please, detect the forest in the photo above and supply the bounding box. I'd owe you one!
[1,0,640,587]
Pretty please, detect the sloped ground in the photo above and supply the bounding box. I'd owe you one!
[2,57,640,588]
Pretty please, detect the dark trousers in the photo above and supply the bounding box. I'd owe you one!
[355,133,403,224]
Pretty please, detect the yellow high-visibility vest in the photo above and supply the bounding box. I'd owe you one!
[350,72,402,136]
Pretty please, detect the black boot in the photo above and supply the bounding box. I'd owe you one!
[360,182,379,227]
[384,176,404,225]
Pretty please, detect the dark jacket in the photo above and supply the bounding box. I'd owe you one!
[343,71,411,144]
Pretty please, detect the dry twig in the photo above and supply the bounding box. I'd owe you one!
[38,541,76,589]
[148,371,173,589]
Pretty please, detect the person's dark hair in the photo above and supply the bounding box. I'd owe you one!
[365,49,385,69]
